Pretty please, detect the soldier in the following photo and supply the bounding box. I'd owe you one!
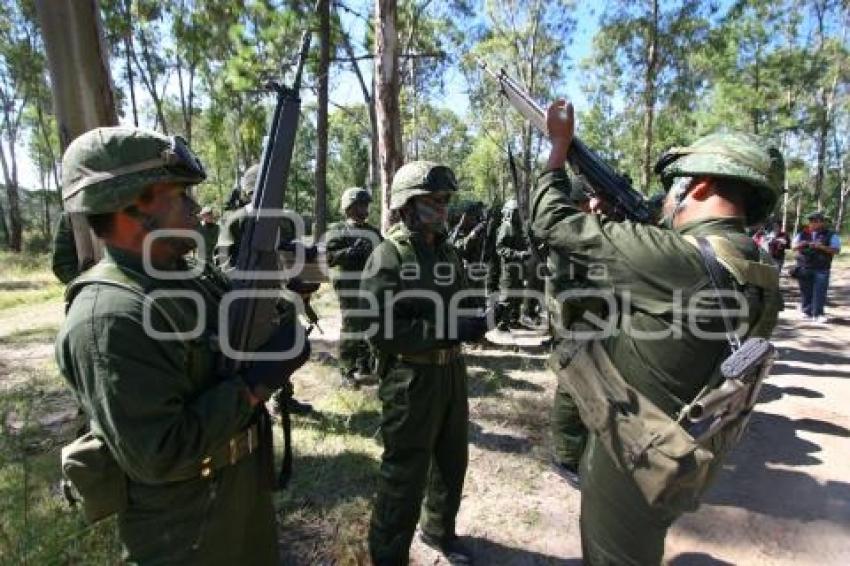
[325,187,383,388]
[450,201,488,299]
[196,205,220,263]
[51,211,81,284]
[54,127,309,563]
[495,199,531,331]
[363,161,487,565]
[534,101,783,564]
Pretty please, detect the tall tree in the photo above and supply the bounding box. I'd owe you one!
[0,0,44,251]
[315,0,331,236]
[466,0,575,213]
[583,0,710,192]
[375,0,403,230]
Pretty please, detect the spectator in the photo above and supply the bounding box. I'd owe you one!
[792,211,841,322]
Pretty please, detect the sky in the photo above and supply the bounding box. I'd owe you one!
[15,0,602,191]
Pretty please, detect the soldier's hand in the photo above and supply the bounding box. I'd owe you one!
[241,323,311,400]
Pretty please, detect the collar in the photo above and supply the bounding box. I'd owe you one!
[675,216,747,237]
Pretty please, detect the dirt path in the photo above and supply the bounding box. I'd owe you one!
[2,269,849,564]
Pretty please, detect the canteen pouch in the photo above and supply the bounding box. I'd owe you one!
[61,432,127,523]
[549,340,715,513]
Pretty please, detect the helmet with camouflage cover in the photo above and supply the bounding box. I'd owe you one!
[654,131,785,224]
[390,161,458,210]
[241,163,260,201]
[61,127,206,214]
[340,187,372,214]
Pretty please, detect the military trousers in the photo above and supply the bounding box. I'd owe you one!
[499,262,525,324]
[337,291,372,374]
[551,376,588,469]
[369,357,469,565]
[118,451,278,565]
[579,434,678,565]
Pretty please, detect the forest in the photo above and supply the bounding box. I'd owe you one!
[0,0,848,252]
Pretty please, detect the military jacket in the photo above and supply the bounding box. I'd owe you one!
[56,247,255,483]
[495,220,530,262]
[531,169,780,415]
[361,223,469,355]
[197,221,220,262]
[325,219,383,290]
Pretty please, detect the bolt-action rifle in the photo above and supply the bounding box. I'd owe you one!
[478,61,653,224]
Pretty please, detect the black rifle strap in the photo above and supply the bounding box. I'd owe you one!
[272,389,293,490]
[695,236,742,352]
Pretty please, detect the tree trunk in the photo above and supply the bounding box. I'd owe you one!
[641,0,659,193]
[36,0,118,264]
[375,0,403,231]
[314,0,330,237]
[36,0,118,150]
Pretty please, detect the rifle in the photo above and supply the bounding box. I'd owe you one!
[682,337,776,442]
[478,61,653,224]
[449,211,467,244]
[224,28,313,490]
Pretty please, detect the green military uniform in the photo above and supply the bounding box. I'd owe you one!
[531,132,783,565]
[197,206,220,264]
[495,200,530,327]
[51,211,81,284]
[450,202,488,296]
[54,127,278,564]
[326,188,383,382]
[364,161,476,565]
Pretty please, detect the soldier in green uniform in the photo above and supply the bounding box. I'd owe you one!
[55,127,309,564]
[450,201,487,299]
[325,187,383,387]
[364,161,487,565]
[495,199,531,331]
[51,211,82,284]
[196,205,220,263]
[533,101,783,564]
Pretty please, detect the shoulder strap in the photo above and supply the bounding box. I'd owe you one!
[694,237,742,352]
[65,262,185,340]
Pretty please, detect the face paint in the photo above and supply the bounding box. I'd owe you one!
[414,200,449,234]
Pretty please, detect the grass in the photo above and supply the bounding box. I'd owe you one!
[0,252,62,312]
[0,364,122,565]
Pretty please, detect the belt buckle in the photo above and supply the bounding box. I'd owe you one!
[200,456,213,478]
[229,437,238,465]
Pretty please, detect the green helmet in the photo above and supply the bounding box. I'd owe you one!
[241,163,260,201]
[502,198,518,214]
[654,131,785,224]
[390,161,458,210]
[62,126,206,214]
[340,187,372,214]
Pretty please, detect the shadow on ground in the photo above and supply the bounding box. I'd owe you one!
[687,411,850,524]
[464,536,582,565]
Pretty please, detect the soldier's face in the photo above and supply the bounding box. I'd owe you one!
[137,182,201,257]
[350,202,369,222]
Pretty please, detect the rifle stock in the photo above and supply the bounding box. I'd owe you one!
[478,60,653,224]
